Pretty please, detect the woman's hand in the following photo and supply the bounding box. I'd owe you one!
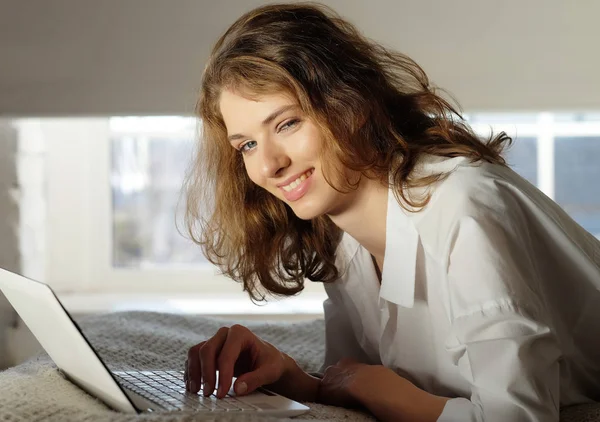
[320,358,449,422]
[184,324,293,399]
[318,357,372,408]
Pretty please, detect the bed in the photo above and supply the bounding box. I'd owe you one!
[0,311,598,421]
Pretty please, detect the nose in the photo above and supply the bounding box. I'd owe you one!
[258,140,290,178]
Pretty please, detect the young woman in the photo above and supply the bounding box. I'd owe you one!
[182,3,600,421]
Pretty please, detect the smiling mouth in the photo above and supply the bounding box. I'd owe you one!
[281,169,314,192]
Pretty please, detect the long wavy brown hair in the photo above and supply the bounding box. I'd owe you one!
[184,2,511,301]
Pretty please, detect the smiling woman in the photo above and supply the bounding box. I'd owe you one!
[180,3,600,422]
[185,4,510,302]
[219,90,357,219]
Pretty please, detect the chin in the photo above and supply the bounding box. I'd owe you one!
[293,211,317,221]
[289,202,327,221]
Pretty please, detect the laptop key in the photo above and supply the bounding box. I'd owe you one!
[233,400,261,411]
[218,398,243,411]
[180,402,205,411]
[199,396,228,412]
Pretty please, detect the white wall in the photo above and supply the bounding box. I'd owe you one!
[0,0,598,116]
[0,121,20,369]
[0,120,47,369]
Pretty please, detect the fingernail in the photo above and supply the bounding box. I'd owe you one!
[237,382,247,395]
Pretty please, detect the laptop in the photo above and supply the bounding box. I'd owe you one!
[0,267,310,417]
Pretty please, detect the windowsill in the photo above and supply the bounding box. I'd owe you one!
[57,292,327,319]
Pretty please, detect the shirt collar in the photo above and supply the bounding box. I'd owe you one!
[377,155,470,308]
[378,185,420,308]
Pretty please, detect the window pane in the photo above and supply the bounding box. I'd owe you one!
[111,133,206,267]
[503,136,538,186]
[554,113,600,123]
[465,113,538,124]
[555,136,600,238]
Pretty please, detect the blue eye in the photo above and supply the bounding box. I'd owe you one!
[278,119,300,132]
[240,140,257,153]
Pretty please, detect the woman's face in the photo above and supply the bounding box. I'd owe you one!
[219,89,357,220]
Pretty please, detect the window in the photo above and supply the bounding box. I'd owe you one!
[504,136,538,186]
[21,117,325,315]
[554,136,600,238]
[110,117,205,267]
[468,112,600,237]
[14,113,600,298]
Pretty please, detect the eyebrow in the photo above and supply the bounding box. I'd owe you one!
[227,104,298,143]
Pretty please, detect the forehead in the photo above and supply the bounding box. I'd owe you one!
[219,89,296,127]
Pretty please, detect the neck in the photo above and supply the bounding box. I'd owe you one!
[327,177,388,263]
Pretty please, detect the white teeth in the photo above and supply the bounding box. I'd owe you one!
[282,169,313,191]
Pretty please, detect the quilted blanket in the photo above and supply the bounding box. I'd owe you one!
[0,311,598,421]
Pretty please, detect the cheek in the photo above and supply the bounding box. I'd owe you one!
[243,161,269,189]
[303,134,324,158]
[291,124,323,157]
[243,164,259,185]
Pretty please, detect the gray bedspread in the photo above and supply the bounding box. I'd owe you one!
[0,311,598,421]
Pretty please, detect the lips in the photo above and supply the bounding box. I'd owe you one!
[280,169,314,191]
[279,168,314,202]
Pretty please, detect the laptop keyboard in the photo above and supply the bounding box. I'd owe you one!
[112,370,262,412]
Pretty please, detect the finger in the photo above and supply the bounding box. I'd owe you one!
[200,327,229,396]
[216,324,251,398]
[186,345,201,392]
[234,358,282,397]
[183,358,188,382]
[187,341,207,392]
[194,342,209,392]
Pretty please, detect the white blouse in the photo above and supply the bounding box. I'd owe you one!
[320,155,600,421]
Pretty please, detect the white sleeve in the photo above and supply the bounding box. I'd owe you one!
[437,216,562,422]
[437,307,561,422]
[319,282,373,374]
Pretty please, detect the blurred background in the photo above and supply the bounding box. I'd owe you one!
[1,0,599,367]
